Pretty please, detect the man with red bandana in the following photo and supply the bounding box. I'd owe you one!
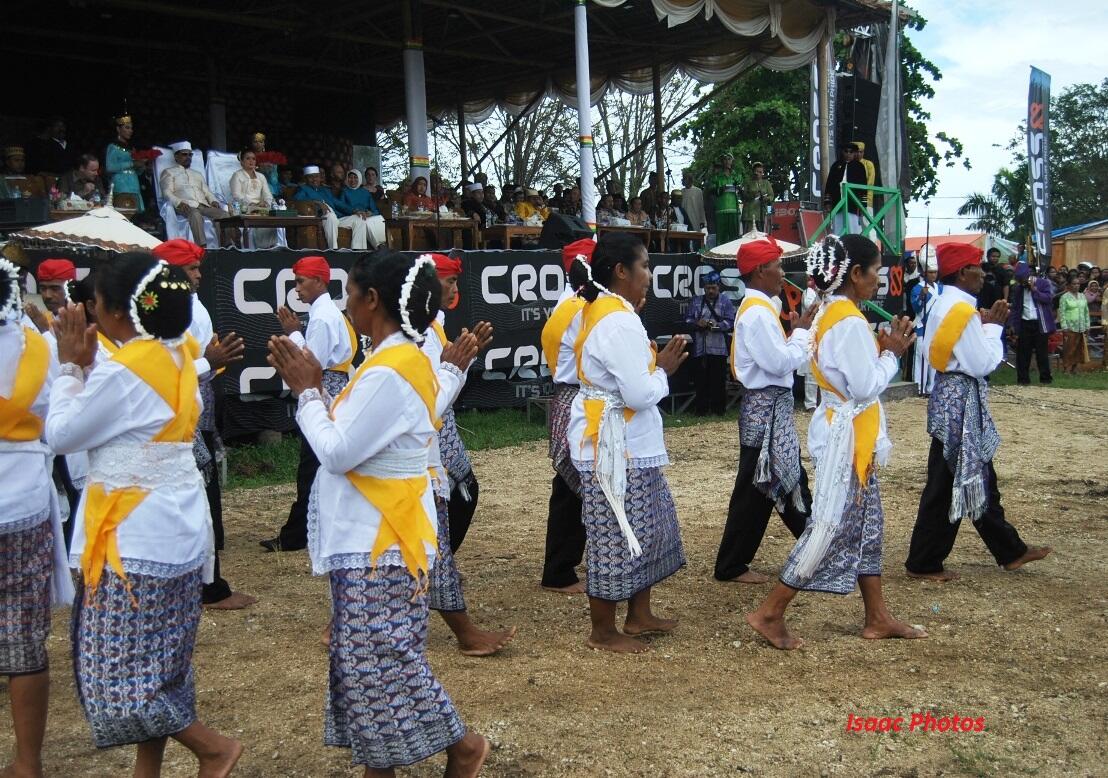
[25,258,77,333]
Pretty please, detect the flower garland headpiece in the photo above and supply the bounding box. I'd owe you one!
[0,257,22,324]
[400,254,437,343]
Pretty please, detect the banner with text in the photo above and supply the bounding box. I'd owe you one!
[1027,67,1053,265]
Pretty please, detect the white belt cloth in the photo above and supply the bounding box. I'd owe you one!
[1,439,75,606]
[352,446,429,479]
[791,394,877,580]
[579,385,642,558]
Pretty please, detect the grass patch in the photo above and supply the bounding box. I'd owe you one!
[455,408,549,450]
[225,435,300,491]
[989,363,1108,390]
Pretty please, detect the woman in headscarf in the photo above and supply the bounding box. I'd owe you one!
[403,176,435,213]
[340,169,386,248]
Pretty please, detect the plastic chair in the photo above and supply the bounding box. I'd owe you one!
[205,150,286,249]
[152,146,218,248]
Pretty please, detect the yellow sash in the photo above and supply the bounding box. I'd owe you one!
[928,302,977,373]
[80,338,201,599]
[730,296,784,380]
[809,300,881,484]
[331,341,441,586]
[97,331,119,355]
[0,327,49,442]
[431,320,448,347]
[332,313,359,374]
[540,295,586,374]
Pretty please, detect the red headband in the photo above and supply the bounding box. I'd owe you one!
[431,253,462,278]
[736,236,783,276]
[561,238,595,273]
[36,258,77,282]
[152,238,205,267]
[935,243,983,278]
[293,255,331,283]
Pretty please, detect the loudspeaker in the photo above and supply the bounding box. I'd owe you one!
[836,72,880,159]
[538,212,593,249]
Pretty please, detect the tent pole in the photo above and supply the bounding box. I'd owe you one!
[457,102,468,183]
[403,0,430,183]
[817,24,832,189]
[652,60,665,195]
[574,0,597,231]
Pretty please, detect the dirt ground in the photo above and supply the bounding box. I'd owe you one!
[3,385,1107,777]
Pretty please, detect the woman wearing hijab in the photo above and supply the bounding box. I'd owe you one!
[340,169,386,248]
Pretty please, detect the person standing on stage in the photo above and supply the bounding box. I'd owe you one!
[567,232,689,654]
[266,250,490,776]
[152,239,256,609]
[540,238,595,594]
[49,253,242,775]
[711,152,743,244]
[421,253,517,656]
[823,143,867,235]
[679,169,706,231]
[261,255,358,552]
[714,237,815,584]
[683,270,735,416]
[904,243,1051,581]
[0,257,73,778]
[740,162,774,233]
[746,234,927,650]
[1007,262,1055,385]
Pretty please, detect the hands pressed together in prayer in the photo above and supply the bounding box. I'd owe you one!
[267,335,323,395]
[205,332,245,370]
[441,321,494,372]
[276,305,302,336]
[54,303,97,368]
[979,299,1010,327]
[653,335,689,377]
[877,315,916,358]
[24,302,51,334]
[789,303,818,331]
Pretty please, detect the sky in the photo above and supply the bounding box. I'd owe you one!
[903,0,1108,238]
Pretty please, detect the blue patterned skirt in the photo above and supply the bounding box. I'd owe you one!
[439,408,474,485]
[548,383,581,495]
[427,494,466,613]
[0,519,54,675]
[779,472,884,595]
[580,467,685,602]
[326,565,466,768]
[71,568,202,748]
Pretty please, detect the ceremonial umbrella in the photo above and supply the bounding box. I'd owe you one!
[10,206,160,253]
[703,229,803,261]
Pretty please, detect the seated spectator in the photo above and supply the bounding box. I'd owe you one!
[549,183,565,211]
[60,154,107,203]
[294,164,369,249]
[651,191,682,227]
[230,149,277,248]
[626,196,651,228]
[483,184,507,222]
[461,183,491,225]
[327,162,346,200]
[340,169,385,247]
[403,176,436,212]
[595,193,622,225]
[514,189,549,223]
[250,132,281,196]
[606,179,628,212]
[563,186,582,217]
[159,141,226,244]
[362,166,388,207]
[3,146,26,175]
[278,167,295,188]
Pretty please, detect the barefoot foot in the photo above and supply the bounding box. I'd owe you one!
[541,581,586,595]
[0,762,44,778]
[1003,546,1052,571]
[906,569,960,582]
[457,626,517,657]
[861,618,928,641]
[203,591,258,610]
[623,614,678,636]
[444,732,490,778]
[745,610,803,650]
[723,570,770,584]
[585,631,650,654]
[197,738,243,778]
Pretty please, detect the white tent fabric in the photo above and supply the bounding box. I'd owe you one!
[705,229,803,260]
[11,207,161,252]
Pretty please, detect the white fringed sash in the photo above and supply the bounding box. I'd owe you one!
[580,384,642,558]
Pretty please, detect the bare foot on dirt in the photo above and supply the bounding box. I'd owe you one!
[1003,546,1052,571]
[724,570,770,584]
[586,631,650,654]
[906,569,960,582]
[321,624,332,648]
[444,732,491,778]
[745,610,803,650]
[623,614,678,636]
[197,738,243,778]
[542,581,586,594]
[458,626,517,657]
[861,618,928,641]
[1,762,44,778]
[203,592,258,610]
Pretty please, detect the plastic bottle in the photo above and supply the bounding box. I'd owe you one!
[391,201,399,219]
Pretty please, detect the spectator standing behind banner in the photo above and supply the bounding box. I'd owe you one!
[679,169,706,231]
[741,162,774,233]
[823,143,867,234]
[1007,262,1055,385]
[684,271,735,416]
[711,153,743,244]
[105,113,144,213]
[1058,277,1090,375]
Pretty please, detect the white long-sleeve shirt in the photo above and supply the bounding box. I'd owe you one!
[46,348,212,578]
[568,298,670,466]
[300,332,439,573]
[731,288,810,389]
[190,295,214,380]
[159,164,218,208]
[289,293,353,372]
[419,311,466,473]
[0,326,56,526]
[229,169,274,211]
[923,286,1003,378]
[807,297,898,465]
[550,285,584,386]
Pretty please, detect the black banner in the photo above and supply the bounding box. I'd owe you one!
[1027,67,1053,264]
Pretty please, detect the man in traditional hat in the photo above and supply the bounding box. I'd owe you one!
[905,243,1051,580]
[714,237,814,583]
[823,143,867,234]
[3,146,26,175]
[460,182,489,225]
[683,269,735,416]
[159,141,226,246]
[514,189,549,222]
[32,258,77,322]
[293,166,369,249]
[741,162,774,233]
[151,239,255,608]
[711,152,743,243]
[261,256,358,552]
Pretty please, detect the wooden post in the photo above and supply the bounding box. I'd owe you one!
[652,60,664,193]
[817,29,832,190]
[457,102,468,182]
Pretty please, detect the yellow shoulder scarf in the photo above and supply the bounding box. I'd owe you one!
[332,313,359,374]
[0,327,50,442]
[809,300,880,484]
[928,301,977,373]
[82,337,201,601]
[541,295,586,374]
[431,320,448,347]
[730,295,783,380]
[97,331,119,356]
[331,341,441,587]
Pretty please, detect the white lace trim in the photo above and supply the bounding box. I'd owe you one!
[59,362,87,381]
[88,441,202,491]
[351,446,429,479]
[0,504,50,535]
[68,553,207,579]
[439,362,464,380]
[574,453,670,472]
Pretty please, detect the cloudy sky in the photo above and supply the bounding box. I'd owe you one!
[903,0,1108,237]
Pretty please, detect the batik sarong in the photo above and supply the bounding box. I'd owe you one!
[427,494,466,613]
[71,568,202,747]
[928,371,1001,523]
[548,383,581,494]
[0,515,53,675]
[780,472,883,595]
[326,565,466,768]
[579,467,685,601]
[439,408,474,492]
[739,386,804,512]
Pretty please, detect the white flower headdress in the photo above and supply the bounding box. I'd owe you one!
[400,254,437,342]
[0,257,22,324]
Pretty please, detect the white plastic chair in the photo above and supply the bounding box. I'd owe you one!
[153,146,218,248]
[205,150,286,249]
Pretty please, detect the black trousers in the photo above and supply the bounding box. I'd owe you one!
[1015,319,1052,384]
[714,445,810,580]
[541,473,586,587]
[905,437,1028,574]
[277,433,318,550]
[200,430,232,603]
[694,354,728,415]
[447,472,479,553]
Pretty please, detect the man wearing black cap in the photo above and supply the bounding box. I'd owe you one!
[823,143,867,234]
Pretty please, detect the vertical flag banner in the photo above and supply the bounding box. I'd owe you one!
[1027,67,1052,265]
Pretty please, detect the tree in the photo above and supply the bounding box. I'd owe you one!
[957,167,1030,242]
